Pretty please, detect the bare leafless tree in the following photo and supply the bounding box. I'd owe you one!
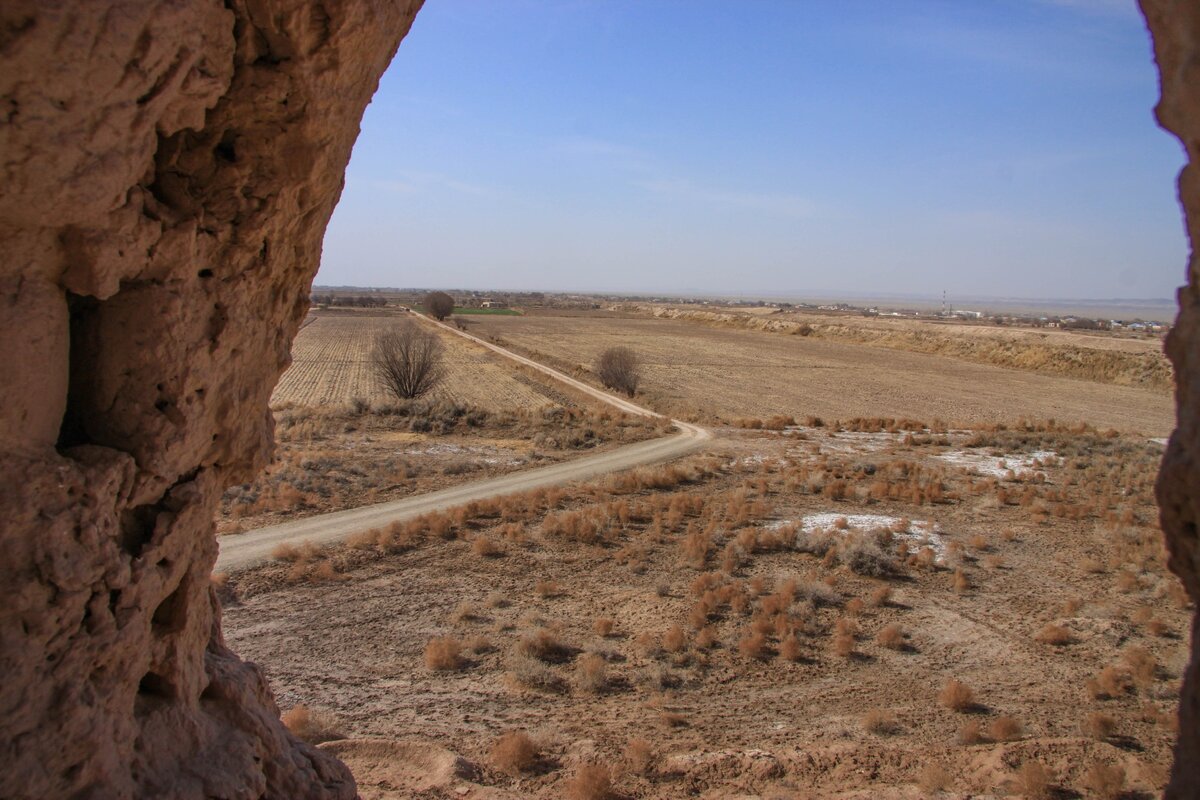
[424,290,455,321]
[373,323,446,400]
[594,346,641,397]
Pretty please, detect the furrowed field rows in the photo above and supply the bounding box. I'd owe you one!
[270,313,554,411]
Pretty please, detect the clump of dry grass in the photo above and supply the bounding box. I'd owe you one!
[869,584,892,607]
[916,763,952,793]
[472,536,504,557]
[1034,623,1073,646]
[831,633,856,658]
[1080,761,1125,799]
[1014,761,1052,799]
[988,715,1023,742]
[594,617,616,637]
[1083,711,1116,740]
[952,569,971,594]
[624,738,657,776]
[424,636,463,671]
[876,623,905,650]
[939,678,975,712]
[281,705,342,744]
[566,763,613,800]
[957,719,983,745]
[518,629,572,663]
[779,634,802,662]
[862,708,899,735]
[575,653,608,693]
[535,579,562,598]
[506,653,565,693]
[491,730,538,775]
[738,630,770,660]
[662,624,688,653]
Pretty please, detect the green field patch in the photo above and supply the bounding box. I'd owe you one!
[453,307,521,315]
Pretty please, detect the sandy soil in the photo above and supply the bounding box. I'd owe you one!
[222,427,1185,798]
[463,311,1174,434]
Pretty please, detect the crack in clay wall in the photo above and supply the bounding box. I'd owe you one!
[0,0,1197,796]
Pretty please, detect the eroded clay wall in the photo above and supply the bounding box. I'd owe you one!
[0,2,421,797]
[2,1,1199,797]
[1142,2,1200,795]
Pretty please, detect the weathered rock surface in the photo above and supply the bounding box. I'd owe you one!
[2,0,1199,797]
[1141,1,1200,796]
[0,1,422,797]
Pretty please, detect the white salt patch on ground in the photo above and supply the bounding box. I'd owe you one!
[935,450,1058,478]
[1150,437,1169,447]
[769,513,947,559]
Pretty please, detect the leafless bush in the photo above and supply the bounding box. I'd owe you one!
[594,346,641,397]
[373,323,446,400]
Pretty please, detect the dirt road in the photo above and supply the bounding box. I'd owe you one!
[216,316,711,571]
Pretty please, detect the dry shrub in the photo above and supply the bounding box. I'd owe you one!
[696,626,718,650]
[952,569,971,594]
[450,601,479,624]
[472,536,504,557]
[1080,762,1125,799]
[535,579,562,598]
[917,763,952,793]
[281,705,342,744]
[1123,646,1157,688]
[1014,761,1052,799]
[738,630,770,660]
[424,636,463,671]
[876,623,905,651]
[662,624,688,653]
[939,678,975,712]
[575,653,608,693]
[465,635,492,654]
[863,708,899,735]
[969,533,989,551]
[594,617,616,637]
[1095,665,1130,698]
[845,597,865,616]
[624,737,657,776]
[1081,557,1105,574]
[779,634,803,662]
[1062,596,1083,615]
[831,633,856,658]
[1083,711,1116,740]
[957,719,983,745]
[659,711,689,728]
[869,585,892,607]
[519,629,571,663]
[507,654,565,693]
[491,730,537,775]
[988,715,1023,742]
[1116,569,1140,593]
[1034,624,1073,646]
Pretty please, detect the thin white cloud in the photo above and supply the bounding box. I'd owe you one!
[637,178,817,220]
[1037,0,1141,20]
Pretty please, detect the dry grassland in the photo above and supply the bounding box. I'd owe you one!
[221,424,1185,798]
[272,309,562,410]
[465,310,1174,433]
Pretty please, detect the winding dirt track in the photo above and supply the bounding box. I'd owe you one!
[215,313,711,571]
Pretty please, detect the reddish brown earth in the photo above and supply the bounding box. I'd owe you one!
[2,1,1200,797]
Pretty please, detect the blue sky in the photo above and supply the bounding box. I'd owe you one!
[318,0,1188,300]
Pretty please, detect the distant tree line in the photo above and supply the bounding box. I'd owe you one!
[311,294,388,308]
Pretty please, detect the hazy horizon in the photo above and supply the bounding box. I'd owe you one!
[318,1,1188,301]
